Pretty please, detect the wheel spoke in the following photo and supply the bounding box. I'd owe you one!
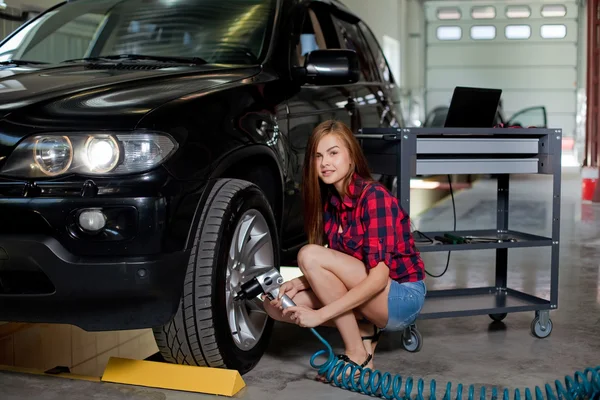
[246,297,268,315]
[241,231,270,266]
[229,214,254,263]
[229,232,238,264]
[236,214,256,258]
[236,302,262,347]
[228,295,240,338]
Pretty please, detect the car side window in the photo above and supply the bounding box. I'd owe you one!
[358,22,393,84]
[507,106,547,128]
[293,9,325,67]
[292,7,340,68]
[331,16,379,82]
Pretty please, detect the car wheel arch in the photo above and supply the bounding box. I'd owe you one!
[210,145,284,237]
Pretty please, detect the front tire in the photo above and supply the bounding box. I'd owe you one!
[153,178,279,375]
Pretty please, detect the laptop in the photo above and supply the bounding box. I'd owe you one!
[443,86,502,128]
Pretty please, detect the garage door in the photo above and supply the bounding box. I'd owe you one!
[424,0,579,140]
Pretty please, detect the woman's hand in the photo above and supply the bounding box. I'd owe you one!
[282,305,325,328]
[268,279,299,309]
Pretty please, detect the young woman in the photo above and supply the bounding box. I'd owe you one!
[263,120,426,375]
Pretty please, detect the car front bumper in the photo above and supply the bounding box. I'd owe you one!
[0,234,190,331]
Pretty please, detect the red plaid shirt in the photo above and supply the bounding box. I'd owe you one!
[323,173,425,283]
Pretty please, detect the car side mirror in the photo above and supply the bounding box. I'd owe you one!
[294,49,359,86]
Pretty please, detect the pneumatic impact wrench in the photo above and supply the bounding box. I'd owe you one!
[233,268,296,309]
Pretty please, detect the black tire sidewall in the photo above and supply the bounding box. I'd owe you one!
[211,183,279,373]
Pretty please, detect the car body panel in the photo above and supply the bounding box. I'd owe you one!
[0,0,404,330]
[0,64,261,129]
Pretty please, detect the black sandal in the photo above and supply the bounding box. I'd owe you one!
[336,353,373,369]
[361,325,381,347]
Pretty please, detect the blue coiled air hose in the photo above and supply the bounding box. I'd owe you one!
[307,327,600,400]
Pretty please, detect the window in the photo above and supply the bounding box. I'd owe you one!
[359,21,394,83]
[0,0,277,65]
[293,9,327,68]
[471,25,496,40]
[292,4,344,70]
[333,16,380,82]
[541,24,567,39]
[436,26,462,41]
[16,13,103,64]
[505,25,531,39]
[541,4,567,17]
[506,5,531,18]
[471,6,496,19]
[507,106,547,128]
[437,7,461,20]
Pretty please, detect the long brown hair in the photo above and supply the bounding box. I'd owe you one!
[302,120,373,245]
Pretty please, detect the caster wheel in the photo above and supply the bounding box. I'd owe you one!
[531,317,553,338]
[489,313,507,322]
[401,327,423,352]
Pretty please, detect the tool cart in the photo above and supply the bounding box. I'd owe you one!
[356,127,561,352]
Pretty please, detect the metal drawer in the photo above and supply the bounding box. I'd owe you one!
[417,138,540,155]
[416,158,539,175]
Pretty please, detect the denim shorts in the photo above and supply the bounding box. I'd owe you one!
[384,280,427,331]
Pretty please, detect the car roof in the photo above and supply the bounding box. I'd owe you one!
[302,0,361,21]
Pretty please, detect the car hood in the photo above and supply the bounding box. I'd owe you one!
[0,62,260,129]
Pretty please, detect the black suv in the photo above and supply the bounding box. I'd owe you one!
[0,0,402,374]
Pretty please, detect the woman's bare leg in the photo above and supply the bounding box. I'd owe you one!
[263,291,381,355]
[296,246,366,367]
[292,245,391,370]
[263,288,376,381]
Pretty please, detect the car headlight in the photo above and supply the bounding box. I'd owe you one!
[0,132,178,178]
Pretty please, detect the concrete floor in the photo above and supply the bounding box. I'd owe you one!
[2,169,600,399]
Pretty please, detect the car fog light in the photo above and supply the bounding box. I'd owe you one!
[78,209,106,232]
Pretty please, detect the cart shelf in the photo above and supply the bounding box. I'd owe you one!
[356,127,561,350]
[419,287,551,320]
[414,229,553,252]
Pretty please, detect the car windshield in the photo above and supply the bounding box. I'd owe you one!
[0,0,276,65]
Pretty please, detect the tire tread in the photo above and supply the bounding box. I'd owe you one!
[153,179,256,369]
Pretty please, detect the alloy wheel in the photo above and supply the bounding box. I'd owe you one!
[225,209,274,350]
